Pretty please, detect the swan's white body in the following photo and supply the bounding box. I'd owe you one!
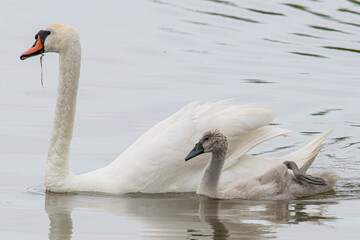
[22,23,333,194]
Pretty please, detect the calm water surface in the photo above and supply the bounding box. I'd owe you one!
[0,0,359,239]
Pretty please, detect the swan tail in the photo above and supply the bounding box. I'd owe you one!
[218,130,333,190]
[279,129,333,172]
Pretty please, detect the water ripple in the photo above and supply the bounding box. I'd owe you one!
[291,52,326,58]
[347,0,360,7]
[309,25,349,34]
[323,46,360,54]
[197,10,260,23]
[300,131,321,136]
[242,78,274,84]
[283,3,332,19]
[205,0,238,7]
[330,136,352,144]
[263,38,290,44]
[246,8,285,16]
[341,142,360,149]
[284,3,360,31]
[310,109,342,116]
[292,33,323,39]
[338,8,360,16]
[345,122,360,128]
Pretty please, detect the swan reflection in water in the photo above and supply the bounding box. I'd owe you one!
[44,192,338,240]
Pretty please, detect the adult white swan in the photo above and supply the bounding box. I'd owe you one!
[20,23,331,194]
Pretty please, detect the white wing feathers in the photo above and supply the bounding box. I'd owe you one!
[97,102,329,194]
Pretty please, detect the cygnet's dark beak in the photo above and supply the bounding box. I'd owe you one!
[185,142,204,161]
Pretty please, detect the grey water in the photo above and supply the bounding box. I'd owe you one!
[1,0,360,239]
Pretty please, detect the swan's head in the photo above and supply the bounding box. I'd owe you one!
[20,23,80,60]
[185,129,228,161]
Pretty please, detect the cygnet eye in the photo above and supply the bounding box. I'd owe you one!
[203,137,209,142]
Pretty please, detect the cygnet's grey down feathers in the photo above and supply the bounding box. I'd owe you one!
[186,129,339,200]
[222,164,339,200]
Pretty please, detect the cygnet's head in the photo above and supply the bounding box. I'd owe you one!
[20,23,80,60]
[185,129,228,161]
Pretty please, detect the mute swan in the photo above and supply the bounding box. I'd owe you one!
[185,130,339,200]
[20,23,333,194]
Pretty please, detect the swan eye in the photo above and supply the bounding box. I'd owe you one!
[203,137,209,142]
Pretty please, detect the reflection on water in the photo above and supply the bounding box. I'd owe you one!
[44,192,339,240]
[198,200,229,240]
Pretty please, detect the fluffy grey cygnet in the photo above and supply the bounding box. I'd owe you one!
[185,129,339,200]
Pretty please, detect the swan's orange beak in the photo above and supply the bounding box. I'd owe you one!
[20,35,44,60]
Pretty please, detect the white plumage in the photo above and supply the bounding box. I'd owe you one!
[20,23,334,195]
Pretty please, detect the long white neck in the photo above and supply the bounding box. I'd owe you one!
[45,40,81,190]
[197,150,226,198]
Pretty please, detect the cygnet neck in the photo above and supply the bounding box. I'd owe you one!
[197,149,227,198]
